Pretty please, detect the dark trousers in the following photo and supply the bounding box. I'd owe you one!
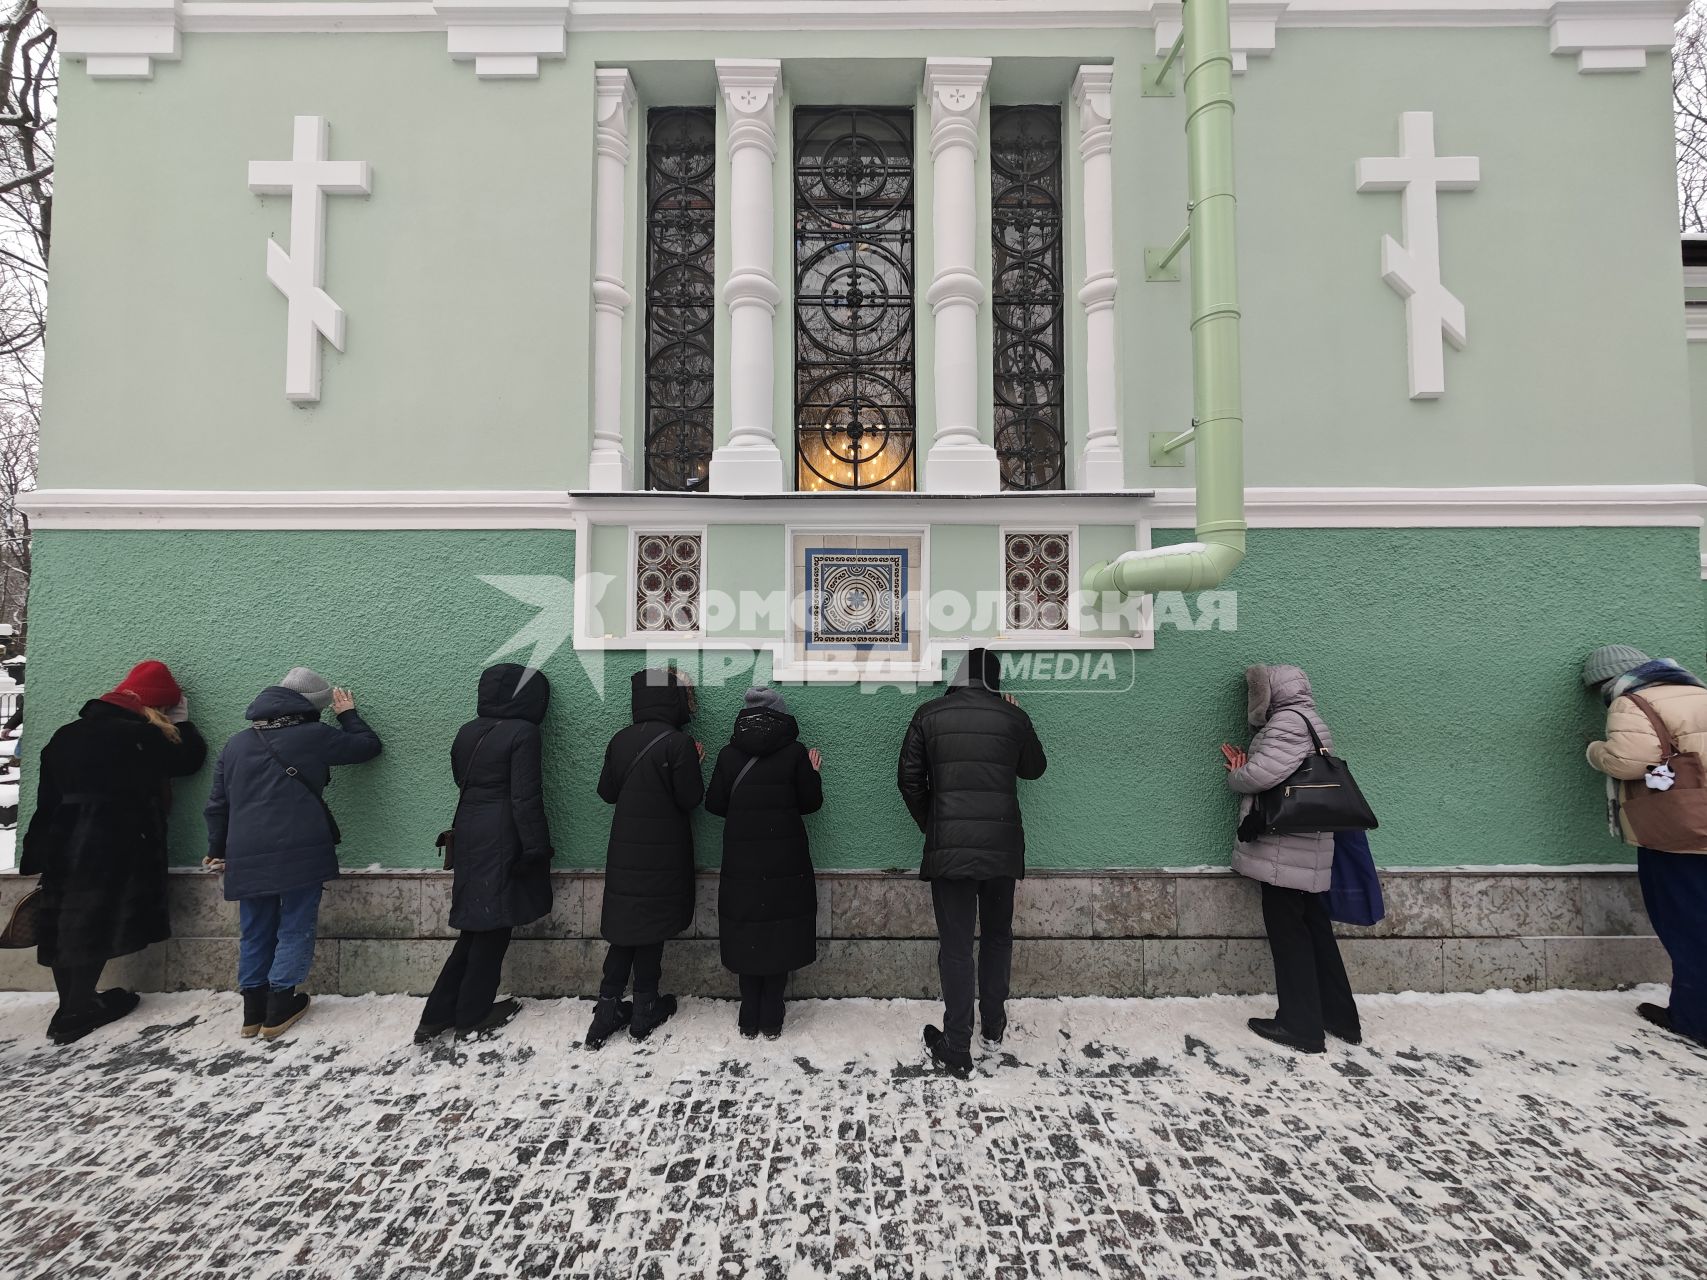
[422,928,513,1030]
[52,962,104,1016]
[1261,882,1359,1044]
[600,942,664,999]
[1638,846,1707,1042]
[931,877,1016,1054]
[737,973,788,1032]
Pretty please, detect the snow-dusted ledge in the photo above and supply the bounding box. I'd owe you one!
[0,867,1665,999]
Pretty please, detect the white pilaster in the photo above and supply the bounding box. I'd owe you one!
[1073,66,1122,491]
[709,59,787,494]
[922,56,1000,494]
[588,69,636,491]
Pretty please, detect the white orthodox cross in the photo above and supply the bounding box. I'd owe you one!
[248,116,371,403]
[1356,112,1479,400]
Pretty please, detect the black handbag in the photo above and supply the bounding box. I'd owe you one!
[1243,710,1378,837]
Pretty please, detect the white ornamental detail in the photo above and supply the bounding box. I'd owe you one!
[1355,112,1479,400]
[247,116,372,404]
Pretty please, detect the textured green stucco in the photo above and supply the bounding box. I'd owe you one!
[21,526,1702,872]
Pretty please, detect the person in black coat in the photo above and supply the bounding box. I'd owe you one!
[585,666,704,1048]
[23,660,207,1045]
[205,667,382,1039]
[416,663,554,1044]
[897,648,1047,1078]
[705,686,823,1039]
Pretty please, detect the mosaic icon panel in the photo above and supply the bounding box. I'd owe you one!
[804,548,909,649]
[635,532,703,633]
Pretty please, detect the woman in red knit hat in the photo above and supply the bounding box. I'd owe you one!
[22,660,207,1044]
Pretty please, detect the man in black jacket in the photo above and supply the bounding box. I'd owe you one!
[897,648,1047,1077]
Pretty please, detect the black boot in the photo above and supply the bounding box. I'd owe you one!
[584,997,633,1049]
[1325,1021,1363,1046]
[240,988,269,1039]
[629,993,678,1042]
[1638,1002,1672,1031]
[980,1012,1007,1048]
[457,998,522,1042]
[923,1025,972,1079]
[1248,1017,1325,1055]
[260,988,311,1040]
[48,990,141,1047]
[414,1018,452,1044]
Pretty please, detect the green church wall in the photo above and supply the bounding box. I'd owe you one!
[19,525,1701,874]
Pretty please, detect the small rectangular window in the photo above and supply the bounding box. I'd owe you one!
[1004,531,1072,632]
[635,532,703,633]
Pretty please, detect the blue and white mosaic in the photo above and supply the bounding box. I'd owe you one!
[804,548,908,649]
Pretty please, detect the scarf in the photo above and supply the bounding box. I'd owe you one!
[1604,658,1706,706]
[251,712,318,731]
[1600,658,1707,836]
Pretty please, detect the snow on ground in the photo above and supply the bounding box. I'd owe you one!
[0,988,1703,1279]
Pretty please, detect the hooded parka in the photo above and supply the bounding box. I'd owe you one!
[446,664,555,932]
[23,700,208,966]
[1227,665,1337,893]
[706,707,823,974]
[596,669,704,946]
[205,687,382,900]
[897,650,1048,881]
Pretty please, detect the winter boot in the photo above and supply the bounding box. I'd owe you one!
[1247,1017,1324,1055]
[584,997,633,1049]
[260,988,312,1039]
[48,990,141,1047]
[413,1019,452,1045]
[980,1012,1007,1048]
[1325,1021,1363,1046]
[457,998,522,1042]
[1637,1002,1672,1031]
[240,988,269,1039]
[923,1025,973,1080]
[629,993,678,1042]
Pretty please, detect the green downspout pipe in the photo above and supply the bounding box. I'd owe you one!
[1084,0,1246,596]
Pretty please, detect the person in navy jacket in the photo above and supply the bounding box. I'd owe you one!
[205,667,381,1039]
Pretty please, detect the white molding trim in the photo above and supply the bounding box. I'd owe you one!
[1685,305,1707,343]
[1546,0,1681,72]
[54,0,1681,73]
[48,0,181,80]
[436,0,570,78]
[21,484,1707,531]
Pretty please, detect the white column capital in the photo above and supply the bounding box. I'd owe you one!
[924,56,991,158]
[717,58,783,160]
[593,68,637,162]
[1072,65,1115,160]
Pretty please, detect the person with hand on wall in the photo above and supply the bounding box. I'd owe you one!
[898,648,1047,1080]
[416,663,554,1045]
[1223,664,1360,1056]
[705,686,823,1040]
[204,668,382,1039]
[1583,645,1707,1048]
[586,666,705,1048]
[23,660,207,1045]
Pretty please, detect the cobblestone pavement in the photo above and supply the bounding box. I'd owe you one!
[0,988,1703,1279]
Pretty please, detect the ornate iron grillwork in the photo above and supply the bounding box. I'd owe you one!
[794,107,916,491]
[644,108,716,492]
[991,106,1066,491]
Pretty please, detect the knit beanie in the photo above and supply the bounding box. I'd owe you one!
[278,666,335,711]
[105,660,182,711]
[744,685,789,715]
[1581,645,1650,689]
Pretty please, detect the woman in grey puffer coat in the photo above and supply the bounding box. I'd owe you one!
[1223,665,1359,1055]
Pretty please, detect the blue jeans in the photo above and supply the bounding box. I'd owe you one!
[238,886,324,992]
[1638,847,1707,1042]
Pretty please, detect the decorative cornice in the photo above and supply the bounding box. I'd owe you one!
[47,0,181,80]
[436,0,570,78]
[20,485,1707,531]
[53,0,1690,77]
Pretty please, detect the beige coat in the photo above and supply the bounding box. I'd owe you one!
[1586,682,1707,852]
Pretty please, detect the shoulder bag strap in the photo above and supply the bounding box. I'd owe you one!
[450,724,501,819]
[620,728,674,794]
[1623,692,1681,761]
[1278,707,1327,754]
[729,754,760,797]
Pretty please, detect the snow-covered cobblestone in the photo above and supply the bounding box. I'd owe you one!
[0,988,1702,1279]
